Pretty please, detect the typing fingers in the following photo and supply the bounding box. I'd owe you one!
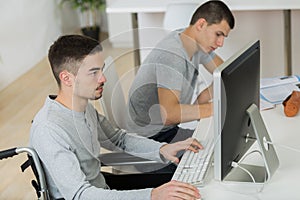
[184,138,203,152]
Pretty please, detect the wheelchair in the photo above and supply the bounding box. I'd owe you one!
[0,147,50,199]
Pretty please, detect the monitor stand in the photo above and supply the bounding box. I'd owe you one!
[224,104,279,183]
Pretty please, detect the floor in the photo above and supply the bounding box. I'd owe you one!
[0,33,135,199]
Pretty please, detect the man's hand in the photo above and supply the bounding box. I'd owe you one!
[151,180,201,200]
[159,138,203,164]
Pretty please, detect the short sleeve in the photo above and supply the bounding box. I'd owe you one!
[156,63,184,91]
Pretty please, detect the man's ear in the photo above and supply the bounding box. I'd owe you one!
[195,18,207,30]
[59,70,73,87]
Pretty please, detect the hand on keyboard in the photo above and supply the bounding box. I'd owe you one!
[172,118,215,187]
[160,137,203,164]
[172,137,214,186]
[151,180,201,200]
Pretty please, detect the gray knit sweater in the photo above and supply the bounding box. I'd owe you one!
[30,96,167,200]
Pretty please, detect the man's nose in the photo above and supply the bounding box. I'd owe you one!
[217,37,224,47]
[98,73,107,83]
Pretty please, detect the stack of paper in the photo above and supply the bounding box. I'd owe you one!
[260,75,300,109]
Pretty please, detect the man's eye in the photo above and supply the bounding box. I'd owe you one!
[90,71,98,76]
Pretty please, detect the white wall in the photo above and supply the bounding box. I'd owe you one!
[216,10,285,78]
[0,1,61,91]
[0,0,108,91]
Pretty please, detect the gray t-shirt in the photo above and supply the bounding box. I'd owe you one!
[30,95,167,200]
[128,29,215,137]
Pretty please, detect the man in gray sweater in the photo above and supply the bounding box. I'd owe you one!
[29,35,202,200]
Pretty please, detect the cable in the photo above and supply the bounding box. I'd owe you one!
[215,177,265,197]
[231,161,256,184]
[239,150,263,163]
[239,149,266,191]
[217,149,267,195]
[232,147,269,193]
[226,161,266,195]
[237,149,267,192]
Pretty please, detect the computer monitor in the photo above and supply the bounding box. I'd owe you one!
[213,40,279,183]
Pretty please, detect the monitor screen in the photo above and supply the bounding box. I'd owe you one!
[213,40,261,181]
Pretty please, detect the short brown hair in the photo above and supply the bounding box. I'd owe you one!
[48,35,103,87]
[190,0,235,29]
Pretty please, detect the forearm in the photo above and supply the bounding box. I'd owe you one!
[161,102,213,125]
[197,85,213,104]
[204,54,223,74]
[158,88,212,126]
[122,133,168,163]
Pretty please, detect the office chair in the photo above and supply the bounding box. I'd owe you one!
[99,57,166,174]
[163,2,199,31]
[100,56,129,129]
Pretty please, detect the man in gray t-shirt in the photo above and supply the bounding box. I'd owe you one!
[128,1,235,142]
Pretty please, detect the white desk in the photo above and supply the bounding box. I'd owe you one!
[111,101,300,198]
[106,0,300,76]
[199,105,300,199]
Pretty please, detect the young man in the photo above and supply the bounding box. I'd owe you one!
[127,0,235,142]
[29,35,202,200]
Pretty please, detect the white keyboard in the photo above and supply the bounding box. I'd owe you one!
[172,117,214,186]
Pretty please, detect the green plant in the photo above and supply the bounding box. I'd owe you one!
[61,0,106,29]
